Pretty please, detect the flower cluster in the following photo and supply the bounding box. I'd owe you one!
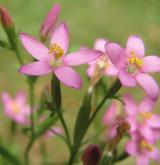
[0,3,160,165]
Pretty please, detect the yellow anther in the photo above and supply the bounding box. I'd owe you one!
[49,43,64,60]
[11,102,20,114]
[127,53,143,68]
[140,139,153,152]
[142,112,152,119]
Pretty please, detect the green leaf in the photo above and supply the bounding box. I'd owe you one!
[0,145,21,165]
[73,91,92,144]
[51,75,61,110]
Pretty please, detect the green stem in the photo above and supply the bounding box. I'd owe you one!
[113,151,129,163]
[68,79,121,165]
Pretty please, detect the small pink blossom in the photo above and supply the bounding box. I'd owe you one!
[19,22,101,89]
[87,39,118,77]
[126,131,160,165]
[1,92,30,124]
[105,36,160,100]
[124,94,160,141]
[40,4,60,40]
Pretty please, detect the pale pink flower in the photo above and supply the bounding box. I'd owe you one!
[1,92,30,124]
[19,22,101,89]
[124,94,160,141]
[87,39,118,77]
[105,36,160,100]
[126,131,160,165]
[40,4,60,40]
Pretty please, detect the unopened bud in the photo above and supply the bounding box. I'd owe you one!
[0,6,13,28]
[81,144,101,165]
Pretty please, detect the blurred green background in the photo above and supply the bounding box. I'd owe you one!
[0,0,160,164]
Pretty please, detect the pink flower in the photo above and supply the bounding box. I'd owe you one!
[126,131,160,165]
[124,94,160,141]
[1,92,30,124]
[87,38,118,77]
[105,36,160,100]
[19,22,101,89]
[40,4,60,41]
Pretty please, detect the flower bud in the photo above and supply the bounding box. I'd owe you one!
[40,4,60,42]
[0,6,13,28]
[81,144,101,165]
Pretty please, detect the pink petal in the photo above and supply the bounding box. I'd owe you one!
[139,97,155,113]
[147,114,160,128]
[94,38,108,52]
[125,140,138,156]
[51,22,69,54]
[135,73,159,100]
[1,92,11,106]
[20,33,49,60]
[102,102,117,126]
[19,61,52,76]
[15,92,26,105]
[118,70,136,87]
[123,94,138,116]
[87,65,95,77]
[54,66,82,89]
[126,35,145,57]
[148,147,160,161]
[105,42,126,69]
[136,155,149,165]
[40,4,60,38]
[142,56,160,73]
[139,124,155,141]
[63,49,101,66]
[126,117,137,132]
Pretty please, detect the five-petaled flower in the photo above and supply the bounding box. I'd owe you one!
[105,36,160,100]
[124,94,160,141]
[1,92,30,124]
[19,22,101,89]
[126,131,160,165]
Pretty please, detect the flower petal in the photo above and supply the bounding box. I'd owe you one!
[123,94,138,116]
[118,70,136,87]
[135,73,159,100]
[94,38,108,52]
[105,42,126,69]
[54,66,82,89]
[136,155,149,165]
[125,140,138,156]
[127,35,145,57]
[139,124,155,141]
[142,56,160,73]
[147,114,160,128]
[139,97,155,113]
[102,102,117,126]
[19,61,52,76]
[51,22,69,54]
[20,33,49,60]
[87,65,95,77]
[148,147,160,161]
[63,49,101,66]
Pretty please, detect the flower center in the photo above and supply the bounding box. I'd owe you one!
[97,55,109,70]
[140,139,153,152]
[136,112,152,123]
[49,43,64,60]
[49,43,64,68]
[141,112,152,119]
[127,52,143,73]
[11,102,20,114]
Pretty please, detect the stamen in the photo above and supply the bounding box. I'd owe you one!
[140,139,153,152]
[141,112,152,119]
[11,102,20,114]
[49,43,64,60]
[127,53,143,73]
